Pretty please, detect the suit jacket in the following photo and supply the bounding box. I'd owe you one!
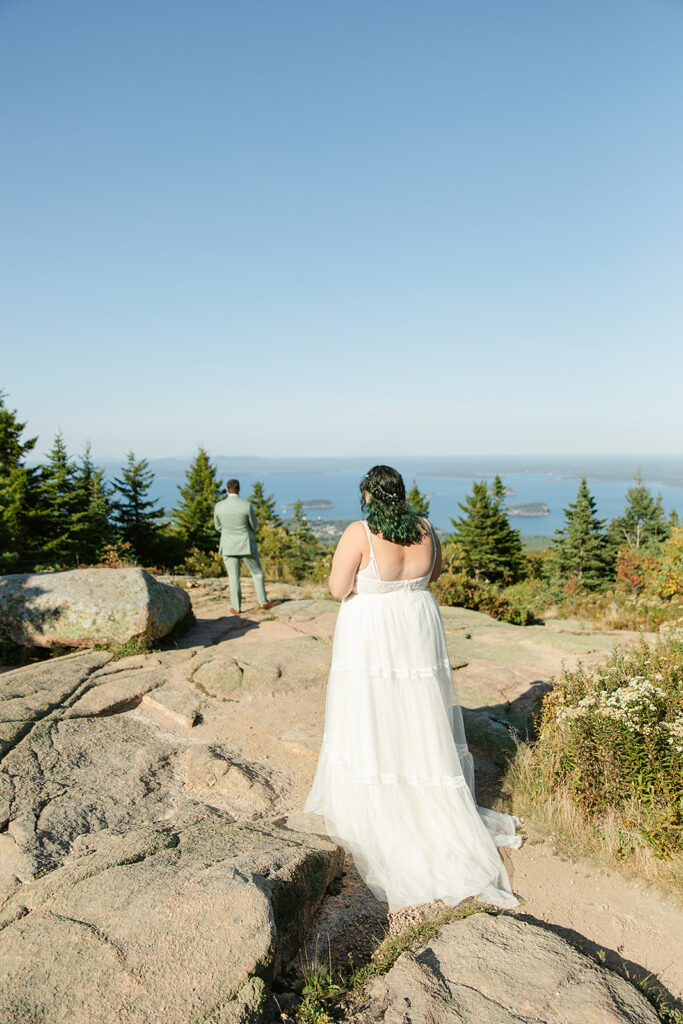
[213,495,258,557]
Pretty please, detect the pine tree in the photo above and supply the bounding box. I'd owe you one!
[35,431,80,566]
[610,471,670,551]
[407,479,430,516]
[0,391,37,475]
[286,499,319,581]
[552,476,610,591]
[172,448,223,553]
[71,445,114,564]
[449,478,526,583]
[248,481,282,542]
[492,475,506,502]
[111,452,164,564]
[0,392,40,570]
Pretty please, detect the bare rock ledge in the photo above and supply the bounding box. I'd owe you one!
[348,912,660,1024]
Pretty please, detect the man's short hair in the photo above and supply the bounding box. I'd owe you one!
[226,479,240,494]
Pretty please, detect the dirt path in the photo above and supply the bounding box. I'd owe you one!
[156,580,683,1006]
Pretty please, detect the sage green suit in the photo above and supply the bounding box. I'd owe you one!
[213,494,268,611]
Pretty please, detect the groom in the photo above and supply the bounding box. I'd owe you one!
[213,479,276,615]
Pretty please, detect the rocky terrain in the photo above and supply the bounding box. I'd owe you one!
[1,573,681,1022]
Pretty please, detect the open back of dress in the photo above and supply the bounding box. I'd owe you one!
[304,519,520,912]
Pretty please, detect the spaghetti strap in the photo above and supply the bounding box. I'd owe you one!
[363,520,381,581]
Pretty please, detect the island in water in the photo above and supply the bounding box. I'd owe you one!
[284,499,334,510]
[506,502,550,517]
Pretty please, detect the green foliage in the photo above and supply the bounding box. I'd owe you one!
[448,477,527,585]
[178,546,226,577]
[550,476,611,592]
[527,633,683,857]
[70,444,115,564]
[431,555,537,625]
[93,635,156,660]
[172,447,222,553]
[295,998,333,1024]
[248,481,282,542]
[293,900,491,1022]
[655,526,683,599]
[111,451,165,565]
[258,521,296,580]
[610,471,670,552]
[407,478,430,516]
[286,500,322,581]
[0,392,42,572]
[0,390,37,475]
[33,432,81,566]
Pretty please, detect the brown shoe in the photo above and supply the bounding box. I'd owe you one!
[229,608,241,615]
[260,601,278,610]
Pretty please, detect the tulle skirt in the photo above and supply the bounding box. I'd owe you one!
[304,587,520,912]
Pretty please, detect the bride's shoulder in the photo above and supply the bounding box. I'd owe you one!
[336,520,366,547]
[341,520,366,539]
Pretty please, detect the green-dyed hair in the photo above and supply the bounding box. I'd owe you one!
[360,465,427,546]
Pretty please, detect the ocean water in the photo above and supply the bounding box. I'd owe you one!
[135,460,683,537]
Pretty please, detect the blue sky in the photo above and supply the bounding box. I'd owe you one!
[1,0,682,459]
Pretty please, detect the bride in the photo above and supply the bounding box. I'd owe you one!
[304,465,520,912]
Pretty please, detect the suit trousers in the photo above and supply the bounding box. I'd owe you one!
[222,552,267,611]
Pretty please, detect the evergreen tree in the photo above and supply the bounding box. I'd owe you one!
[111,452,164,564]
[552,476,610,591]
[0,391,37,475]
[492,475,507,502]
[610,471,670,550]
[286,499,319,581]
[248,481,282,542]
[0,392,40,570]
[34,431,80,566]
[172,447,222,553]
[71,445,114,564]
[1,463,44,570]
[670,509,680,529]
[449,479,526,583]
[407,479,430,516]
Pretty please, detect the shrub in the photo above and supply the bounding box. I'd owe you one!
[431,570,536,625]
[550,585,683,631]
[615,546,660,597]
[178,546,226,578]
[658,526,683,599]
[520,629,683,858]
[503,578,553,620]
[98,542,137,568]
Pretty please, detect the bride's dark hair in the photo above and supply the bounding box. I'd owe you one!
[360,465,427,545]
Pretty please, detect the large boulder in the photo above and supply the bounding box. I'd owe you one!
[0,568,191,648]
[0,645,345,1024]
[0,805,344,1024]
[349,912,660,1023]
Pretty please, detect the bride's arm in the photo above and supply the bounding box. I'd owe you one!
[429,528,443,582]
[328,522,365,599]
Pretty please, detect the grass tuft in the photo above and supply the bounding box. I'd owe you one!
[292,899,493,1022]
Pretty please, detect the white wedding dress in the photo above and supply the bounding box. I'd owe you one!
[304,519,521,912]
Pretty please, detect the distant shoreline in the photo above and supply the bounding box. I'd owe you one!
[283,499,334,510]
[38,454,683,490]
